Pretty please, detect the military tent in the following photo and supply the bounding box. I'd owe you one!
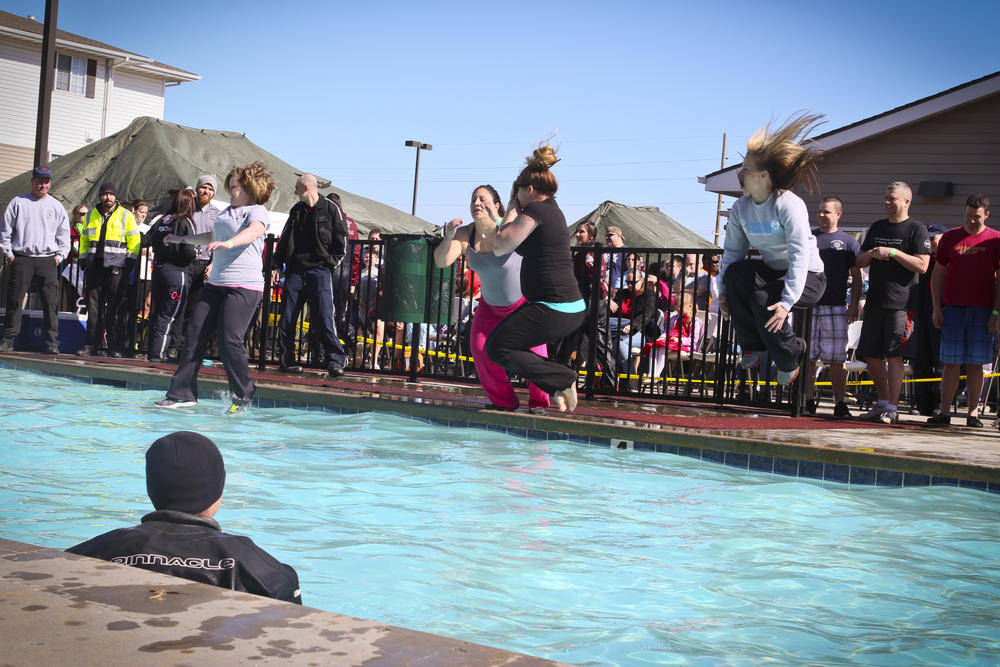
[574,201,718,250]
[0,116,435,236]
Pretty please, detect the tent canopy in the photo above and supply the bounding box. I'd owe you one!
[0,116,435,236]
[573,201,718,250]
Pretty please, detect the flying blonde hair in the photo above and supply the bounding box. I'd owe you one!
[745,112,824,193]
[514,141,561,196]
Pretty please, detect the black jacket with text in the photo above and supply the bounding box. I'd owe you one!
[66,510,302,604]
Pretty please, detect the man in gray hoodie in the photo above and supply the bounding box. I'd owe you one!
[0,166,71,353]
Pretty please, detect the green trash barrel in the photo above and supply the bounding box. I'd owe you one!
[378,234,456,324]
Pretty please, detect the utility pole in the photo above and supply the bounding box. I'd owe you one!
[33,0,59,167]
[404,140,432,216]
[712,132,727,246]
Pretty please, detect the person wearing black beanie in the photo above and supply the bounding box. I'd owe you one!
[66,431,301,604]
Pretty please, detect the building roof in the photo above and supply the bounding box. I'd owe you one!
[701,70,1000,196]
[0,9,199,83]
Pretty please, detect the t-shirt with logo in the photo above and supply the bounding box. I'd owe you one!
[860,218,930,310]
[813,229,860,306]
[936,225,1000,308]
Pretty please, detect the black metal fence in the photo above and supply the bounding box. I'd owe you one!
[0,236,811,415]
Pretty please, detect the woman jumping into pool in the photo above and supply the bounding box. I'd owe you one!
[487,144,585,412]
[717,113,827,386]
[434,185,550,412]
[154,161,275,414]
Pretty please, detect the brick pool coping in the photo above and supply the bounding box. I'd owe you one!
[3,353,999,491]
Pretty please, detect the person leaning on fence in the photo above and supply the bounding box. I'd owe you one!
[67,431,302,604]
[154,161,274,415]
[717,113,827,387]
[927,194,1000,428]
[0,166,71,354]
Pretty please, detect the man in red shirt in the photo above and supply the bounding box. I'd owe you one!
[928,194,999,427]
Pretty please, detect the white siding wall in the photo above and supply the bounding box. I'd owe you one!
[48,54,105,156]
[106,68,164,135]
[0,38,42,149]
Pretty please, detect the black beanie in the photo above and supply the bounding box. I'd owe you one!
[146,431,226,514]
[99,181,117,196]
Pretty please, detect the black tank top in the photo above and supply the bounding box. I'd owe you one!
[515,198,579,303]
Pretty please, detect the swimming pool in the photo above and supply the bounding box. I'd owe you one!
[1,367,998,665]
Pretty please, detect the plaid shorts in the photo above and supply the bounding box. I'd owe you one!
[940,305,995,365]
[809,305,849,363]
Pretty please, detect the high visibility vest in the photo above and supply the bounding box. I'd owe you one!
[79,204,141,268]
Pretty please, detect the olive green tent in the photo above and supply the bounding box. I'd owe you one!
[574,201,718,250]
[0,116,435,236]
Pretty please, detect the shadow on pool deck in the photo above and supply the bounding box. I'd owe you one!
[3,350,1000,489]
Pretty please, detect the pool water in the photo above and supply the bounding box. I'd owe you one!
[1,367,998,666]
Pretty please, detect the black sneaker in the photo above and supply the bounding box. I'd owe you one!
[926,413,951,426]
[966,416,984,428]
[833,401,852,419]
[804,399,817,416]
[280,362,304,373]
[154,398,197,409]
[328,365,345,378]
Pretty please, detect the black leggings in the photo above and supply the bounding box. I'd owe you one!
[485,302,585,394]
[167,284,261,403]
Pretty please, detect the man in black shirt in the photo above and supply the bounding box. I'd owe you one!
[67,431,301,604]
[273,174,349,377]
[856,182,931,423]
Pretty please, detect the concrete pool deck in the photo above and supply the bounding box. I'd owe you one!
[3,351,999,489]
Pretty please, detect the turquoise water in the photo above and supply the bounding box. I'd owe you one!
[1,368,999,665]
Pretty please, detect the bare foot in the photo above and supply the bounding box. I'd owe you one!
[553,383,578,413]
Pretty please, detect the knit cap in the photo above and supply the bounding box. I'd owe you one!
[146,431,226,514]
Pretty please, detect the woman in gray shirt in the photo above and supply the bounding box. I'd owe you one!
[155,161,274,415]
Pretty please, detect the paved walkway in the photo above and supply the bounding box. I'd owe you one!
[3,351,998,488]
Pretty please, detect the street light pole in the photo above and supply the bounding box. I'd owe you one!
[404,140,432,216]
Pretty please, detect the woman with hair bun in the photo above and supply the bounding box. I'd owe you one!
[435,185,550,412]
[717,113,827,386]
[487,145,585,412]
[155,160,275,414]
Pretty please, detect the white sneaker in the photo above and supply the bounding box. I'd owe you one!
[154,398,197,409]
[880,410,899,424]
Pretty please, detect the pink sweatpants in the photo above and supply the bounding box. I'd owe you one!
[471,298,550,410]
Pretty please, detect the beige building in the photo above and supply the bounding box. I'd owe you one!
[701,71,1000,234]
[0,10,198,182]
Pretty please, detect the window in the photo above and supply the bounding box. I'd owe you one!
[55,53,96,98]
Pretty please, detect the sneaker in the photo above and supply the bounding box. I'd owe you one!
[328,365,345,378]
[280,362,303,373]
[880,410,899,425]
[804,399,818,416]
[926,413,951,426]
[833,401,852,419]
[154,398,197,409]
[859,406,888,422]
[741,351,763,370]
[966,416,984,428]
[0,339,14,352]
[43,346,60,355]
[226,401,248,416]
[776,366,799,386]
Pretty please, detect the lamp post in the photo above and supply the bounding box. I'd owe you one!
[404,140,432,216]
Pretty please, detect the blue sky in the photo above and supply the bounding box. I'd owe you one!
[6,0,998,239]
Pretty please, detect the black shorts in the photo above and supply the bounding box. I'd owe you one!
[857,306,908,360]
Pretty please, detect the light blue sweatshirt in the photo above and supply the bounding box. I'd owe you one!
[718,190,823,311]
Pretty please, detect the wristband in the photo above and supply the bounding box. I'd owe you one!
[223,240,234,249]
[889,248,896,258]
